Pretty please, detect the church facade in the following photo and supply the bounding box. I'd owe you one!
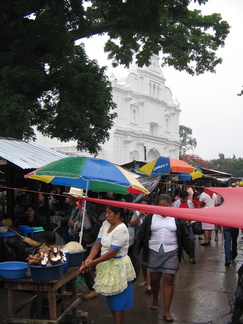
[36,56,180,164]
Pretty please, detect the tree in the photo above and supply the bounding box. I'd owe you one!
[179,125,197,155]
[210,154,243,177]
[0,0,230,153]
[181,154,211,168]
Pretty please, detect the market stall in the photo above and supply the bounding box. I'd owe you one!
[1,266,81,324]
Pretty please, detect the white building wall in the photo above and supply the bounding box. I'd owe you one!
[36,56,181,164]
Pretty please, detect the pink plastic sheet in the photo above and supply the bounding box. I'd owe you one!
[79,187,243,229]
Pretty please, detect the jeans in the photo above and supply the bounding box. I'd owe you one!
[224,227,239,260]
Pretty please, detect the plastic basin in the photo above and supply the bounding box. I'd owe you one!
[29,262,66,282]
[0,261,28,279]
[68,250,86,267]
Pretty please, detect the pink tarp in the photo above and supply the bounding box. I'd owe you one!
[80,187,243,229]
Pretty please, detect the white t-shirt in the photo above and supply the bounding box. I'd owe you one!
[98,220,129,257]
[149,215,178,253]
[199,192,215,208]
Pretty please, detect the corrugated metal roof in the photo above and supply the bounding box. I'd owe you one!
[0,138,67,169]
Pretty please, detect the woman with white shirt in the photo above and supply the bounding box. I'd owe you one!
[134,194,193,323]
[80,205,136,324]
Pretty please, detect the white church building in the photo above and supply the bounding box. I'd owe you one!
[36,56,181,165]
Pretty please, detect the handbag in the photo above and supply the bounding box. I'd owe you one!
[192,221,203,235]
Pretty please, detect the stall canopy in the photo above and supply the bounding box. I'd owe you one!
[0,138,67,170]
[0,138,68,218]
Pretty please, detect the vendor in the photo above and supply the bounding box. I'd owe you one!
[14,205,43,228]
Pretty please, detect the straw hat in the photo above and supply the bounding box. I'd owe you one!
[64,187,85,197]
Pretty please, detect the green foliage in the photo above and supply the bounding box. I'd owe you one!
[98,0,230,74]
[179,125,197,155]
[0,0,116,154]
[0,0,230,153]
[210,154,243,177]
[183,153,243,177]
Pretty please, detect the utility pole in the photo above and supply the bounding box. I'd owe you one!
[144,146,147,161]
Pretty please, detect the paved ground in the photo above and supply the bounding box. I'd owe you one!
[1,232,243,324]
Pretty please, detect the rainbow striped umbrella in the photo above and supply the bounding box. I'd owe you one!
[25,156,149,195]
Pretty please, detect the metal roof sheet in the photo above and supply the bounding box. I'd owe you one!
[0,138,67,169]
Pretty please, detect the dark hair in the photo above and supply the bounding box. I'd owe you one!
[140,195,151,204]
[24,204,36,212]
[106,205,124,220]
[44,231,56,246]
[193,191,200,199]
[180,190,188,199]
[156,194,172,205]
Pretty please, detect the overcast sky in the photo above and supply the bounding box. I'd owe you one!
[81,0,243,161]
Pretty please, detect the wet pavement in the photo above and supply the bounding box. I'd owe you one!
[1,233,243,324]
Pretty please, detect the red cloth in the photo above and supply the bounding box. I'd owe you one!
[78,187,243,229]
[192,200,200,208]
[179,202,189,209]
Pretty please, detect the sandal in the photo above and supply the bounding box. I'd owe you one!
[139,281,147,287]
[163,315,174,322]
[146,286,152,295]
[151,304,158,310]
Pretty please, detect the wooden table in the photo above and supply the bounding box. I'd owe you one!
[1,267,81,324]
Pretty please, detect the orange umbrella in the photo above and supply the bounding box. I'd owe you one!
[139,156,194,175]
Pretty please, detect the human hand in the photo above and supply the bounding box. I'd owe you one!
[68,219,75,227]
[133,254,140,260]
[79,259,93,273]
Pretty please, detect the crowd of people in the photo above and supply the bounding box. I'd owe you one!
[8,184,242,324]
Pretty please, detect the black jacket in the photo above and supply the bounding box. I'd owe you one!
[134,214,193,263]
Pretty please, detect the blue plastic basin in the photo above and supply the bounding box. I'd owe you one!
[0,261,28,279]
[29,262,66,282]
[68,250,86,267]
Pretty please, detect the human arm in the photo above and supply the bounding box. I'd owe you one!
[80,243,119,272]
[133,215,151,257]
[79,222,127,272]
[129,211,147,227]
[177,218,194,259]
[68,208,82,229]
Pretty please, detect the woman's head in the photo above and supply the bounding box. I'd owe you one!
[156,194,172,207]
[193,191,200,200]
[140,195,151,205]
[105,205,124,224]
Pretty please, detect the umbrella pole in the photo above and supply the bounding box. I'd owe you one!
[79,181,89,245]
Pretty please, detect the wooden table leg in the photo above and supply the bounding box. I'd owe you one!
[71,276,78,324]
[48,291,57,320]
[7,289,14,318]
[36,291,44,319]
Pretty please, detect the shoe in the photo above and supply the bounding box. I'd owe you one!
[82,290,98,300]
[201,242,210,246]
[225,259,231,266]
[146,286,152,295]
[189,258,196,264]
[62,290,72,295]
[163,315,174,322]
[139,281,147,287]
[150,304,158,310]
